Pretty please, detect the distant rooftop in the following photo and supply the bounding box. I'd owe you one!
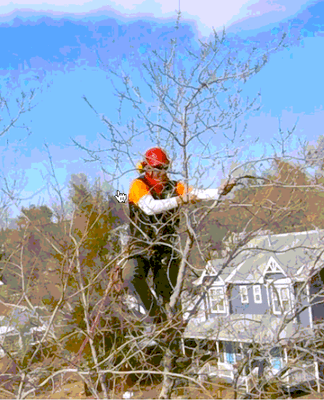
[195,229,324,285]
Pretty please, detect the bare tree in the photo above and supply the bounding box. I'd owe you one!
[70,13,311,400]
[3,14,322,400]
[0,80,42,227]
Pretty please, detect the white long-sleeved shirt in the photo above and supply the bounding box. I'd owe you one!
[138,188,221,216]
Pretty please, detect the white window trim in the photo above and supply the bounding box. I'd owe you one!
[271,286,283,315]
[217,343,238,366]
[266,283,271,307]
[209,287,226,314]
[240,285,249,304]
[253,285,262,304]
[271,285,292,315]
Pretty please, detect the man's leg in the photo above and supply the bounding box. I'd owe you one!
[122,255,160,323]
[152,246,180,307]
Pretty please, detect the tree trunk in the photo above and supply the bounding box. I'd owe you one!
[159,346,175,399]
[159,233,194,399]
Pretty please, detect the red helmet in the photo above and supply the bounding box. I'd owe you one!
[144,147,170,167]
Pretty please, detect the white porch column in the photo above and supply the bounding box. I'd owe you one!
[306,282,313,329]
[216,341,220,371]
[181,337,185,356]
[284,347,289,386]
[315,357,320,393]
[216,340,220,355]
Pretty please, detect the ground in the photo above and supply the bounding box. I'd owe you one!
[22,376,324,399]
[28,378,235,399]
[0,361,324,400]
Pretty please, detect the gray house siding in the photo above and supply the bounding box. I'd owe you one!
[294,283,311,328]
[230,285,269,315]
[186,230,324,392]
[310,271,324,323]
[264,272,285,281]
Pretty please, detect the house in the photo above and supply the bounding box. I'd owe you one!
[0,306,53,358]
[0,323,21,357]
[183,229,324,394]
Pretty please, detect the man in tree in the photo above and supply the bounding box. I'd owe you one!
[122,147,236,325]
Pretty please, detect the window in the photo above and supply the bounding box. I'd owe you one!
[226,352,235,364]
[209,287,226,313]
[281,287,290,310]
[271,357,282,371]
[271,286,291,314]
[253,285,262,304]
[235,343,243,361]
[240,286,249,304]
[270,347,282,371]
[219,342,238,364]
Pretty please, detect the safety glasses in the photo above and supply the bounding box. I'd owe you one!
[153,165,169,171]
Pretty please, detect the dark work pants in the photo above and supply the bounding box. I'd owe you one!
[122,245,180,323]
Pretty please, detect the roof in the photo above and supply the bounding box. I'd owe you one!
[184,313,315,345]
[0,325,18,335]
[0,306,52,338]
[187,230,324,344]
[197,230,324,285]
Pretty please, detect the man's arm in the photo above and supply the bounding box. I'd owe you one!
[132,179,237,216]
[177,179,237,201]
[129,179,183,216]
[138,194,179,216]
[189,188,220,200]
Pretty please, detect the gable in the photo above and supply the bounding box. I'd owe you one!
[264,256,286,277]
[206,263,218,275]
[193,260,224,286]
[204,259,229,283]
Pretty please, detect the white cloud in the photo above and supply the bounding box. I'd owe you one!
[0,0,314,36]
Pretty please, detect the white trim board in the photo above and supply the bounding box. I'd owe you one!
[264,256,287,276]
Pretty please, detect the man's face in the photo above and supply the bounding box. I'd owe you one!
[147,165,169,181]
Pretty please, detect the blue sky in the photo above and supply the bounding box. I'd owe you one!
[0,0,323,219]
